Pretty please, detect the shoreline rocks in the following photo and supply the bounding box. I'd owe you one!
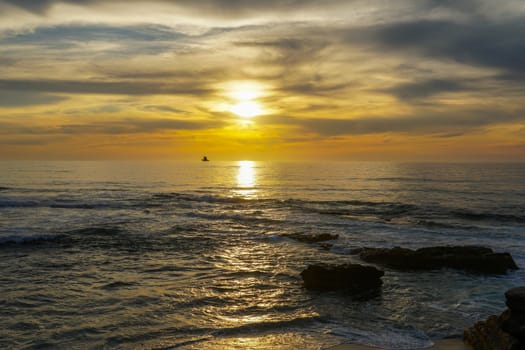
[351,246,518,274]
[464,286,525,350]
[300,263,384,296]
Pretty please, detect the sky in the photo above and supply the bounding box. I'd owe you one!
[0,0,524,161]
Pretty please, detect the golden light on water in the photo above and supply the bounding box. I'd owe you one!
[237,161,255,188]
[235,161,257,197]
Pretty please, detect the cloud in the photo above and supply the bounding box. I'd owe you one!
[141,105,187,114]
[371,18,525,76]
[0,136,64,145]
[280,82,352,96]
[0,79,212,96]
[2,23,186,43]
[0,0,356,15]
[379,79,468,100]
[0,89,67,107]
[261,108,525,136]
[1,0,59,13]
[57,118,220,134]
[0,118,225,136]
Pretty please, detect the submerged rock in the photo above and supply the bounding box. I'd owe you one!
[352,246,518,274]
[465,286,525,350]
[300,263,384,294]
[283,233,339,243]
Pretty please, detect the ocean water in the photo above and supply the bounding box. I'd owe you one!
[1,161,524,349]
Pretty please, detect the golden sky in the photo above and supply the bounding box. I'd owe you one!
[1,0,524,161]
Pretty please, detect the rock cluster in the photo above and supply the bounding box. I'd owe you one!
[352,246,518,274]
[464,286,525,350]
[300,263,384,296]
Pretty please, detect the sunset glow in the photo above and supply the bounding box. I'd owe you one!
[0,1,523,161]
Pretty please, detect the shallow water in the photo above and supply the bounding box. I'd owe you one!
[1,161,524,349]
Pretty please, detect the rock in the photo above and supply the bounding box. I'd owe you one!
[300,263,384,295]
[352,246,518,274]
[464,315,519,350]
[284,233,339,243]
[500,309,525,340]
[506,287,525,313]
[464,286,525,350]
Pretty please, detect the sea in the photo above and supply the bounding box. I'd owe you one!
[1,161,524,349]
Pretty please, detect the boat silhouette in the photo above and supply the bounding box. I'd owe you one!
[201,156,209,162]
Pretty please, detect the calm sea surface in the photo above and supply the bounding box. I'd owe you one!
[1,161,524,349]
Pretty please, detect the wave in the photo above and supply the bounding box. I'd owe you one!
[413,220,477,230]
[293,199,524,226]
[0,197,123,210]
[68,226,124,236]
[452,210,525,223]
[152,192,253,204]
[0,199,40,208]
[100,281,137,290]
[0,234,63,245]
[327,322,433,350]
[212,316,320,337]
[0,186,10,191]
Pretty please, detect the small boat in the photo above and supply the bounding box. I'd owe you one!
[201,156,209,162]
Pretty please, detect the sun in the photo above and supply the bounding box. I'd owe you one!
[230,101,263,118]
[225,81,267,119]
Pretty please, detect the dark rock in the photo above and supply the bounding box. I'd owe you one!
[284,233,339,243]
[353,246,518,274]
[300,263,384,295]
[464,286,525,350]
[500,309,525,340]
[464,315,519,350]
[506,287,525,313]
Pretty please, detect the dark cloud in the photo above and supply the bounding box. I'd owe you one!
[0,136,62,145]
[0,118,224,136]
[3,24,185,43]
[236,37,331,67]
[280,82,352,96]
[380,79,468,100]
[63,105,121,115]
[0,79,212,96]
[0,89,67,107]
[1,24,189,58]
[0,0,356,15]
[236,38,315,51]
[371,19,525,76]
[261,108,525,136]
[141,105,187,114]
[58,118,219,134]
[1,0,60,12]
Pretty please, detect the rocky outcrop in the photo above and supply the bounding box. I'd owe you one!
[464,286,525,350]
[351,246,518,274]
[464,315,518,350]
[502,287,525,343]
[283,233,339,243]
[300,263,384,295]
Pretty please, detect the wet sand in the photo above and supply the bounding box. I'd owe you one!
[325,339,472,350]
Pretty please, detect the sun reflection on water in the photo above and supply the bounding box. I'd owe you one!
[194,241,321,350]
[235,161,257,198]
